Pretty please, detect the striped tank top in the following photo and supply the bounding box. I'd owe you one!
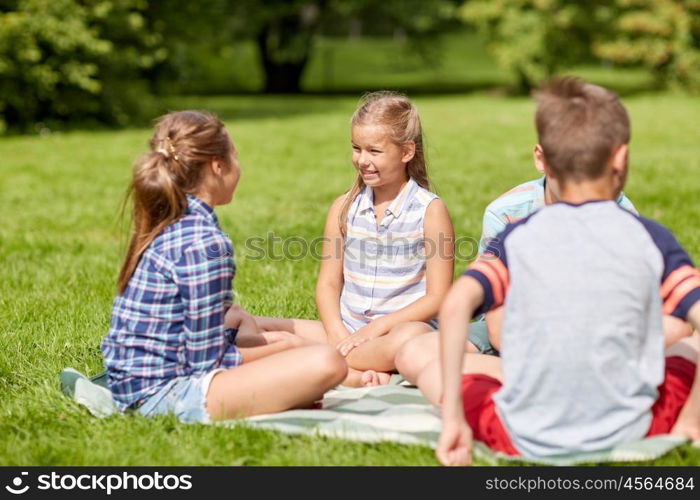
[340,177,438,332]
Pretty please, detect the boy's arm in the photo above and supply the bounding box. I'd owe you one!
[670,301,700,440]
[436,276,485,466]
[316,195,352,346]
[485,306,504,351]
[662,314,693,346]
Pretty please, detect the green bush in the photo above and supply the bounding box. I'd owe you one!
[461,0,596,92]
[0,0,165,133]
[593,0,700,91]
[461,0,700,92]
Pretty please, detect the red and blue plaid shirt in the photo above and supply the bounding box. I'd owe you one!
[101,194,242,411]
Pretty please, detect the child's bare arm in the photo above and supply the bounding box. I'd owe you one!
[237,309,259,338]
[662,315,693,346]
[226,305,265,347]
[436,275,484,466]
[316,195,352,346]
[224,304,244,330]
[671,302,700,440]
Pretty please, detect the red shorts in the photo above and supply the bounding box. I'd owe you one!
[461,356,696,456]
[646,356,697,436]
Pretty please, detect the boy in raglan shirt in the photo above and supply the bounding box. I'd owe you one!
[434,77,700,463]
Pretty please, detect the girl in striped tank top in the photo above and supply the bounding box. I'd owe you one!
[257,92,455,386]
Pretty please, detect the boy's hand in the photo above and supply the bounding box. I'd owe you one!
[336,323,384,356]
[436,416,473,466]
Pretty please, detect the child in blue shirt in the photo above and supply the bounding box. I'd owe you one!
[479,152,636,254]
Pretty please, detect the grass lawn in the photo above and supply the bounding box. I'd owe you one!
[1,91,699,466]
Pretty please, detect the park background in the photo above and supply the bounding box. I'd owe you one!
[1,0,699,465]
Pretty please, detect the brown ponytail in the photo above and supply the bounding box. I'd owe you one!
[117,110,232,294]
[339,91,431,234]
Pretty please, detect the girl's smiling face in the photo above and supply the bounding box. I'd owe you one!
[351,124,414,189]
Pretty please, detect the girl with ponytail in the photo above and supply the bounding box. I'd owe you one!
[256,92,455,387]
[101,111,346,422]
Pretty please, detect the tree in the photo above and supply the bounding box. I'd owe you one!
[460,0,600,92]
[593,0,700,91]
[145,0,461,94]
[460,0,700,92]
[0,0,165,132]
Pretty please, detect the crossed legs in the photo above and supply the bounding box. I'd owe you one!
[255,316,434,387]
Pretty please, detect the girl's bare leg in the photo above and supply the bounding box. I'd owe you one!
[416,354,502,406]
[254,316,328,344]
[342,322,433,387]
[346,322,435,372]
[395,331,479,385]
[254,316,374,387]
[206,345,347,419]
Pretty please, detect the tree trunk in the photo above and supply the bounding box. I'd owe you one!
[257,29,309,93]
[255,3,326,94]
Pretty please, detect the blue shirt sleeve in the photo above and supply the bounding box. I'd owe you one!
[479,207,507,255]
[616,191,638,215]
[175,232,242,373]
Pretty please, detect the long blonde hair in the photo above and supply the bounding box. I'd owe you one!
[117,110,232,294]
[339,91,430,234]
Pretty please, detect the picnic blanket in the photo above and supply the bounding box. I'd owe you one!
[60,367,695,465]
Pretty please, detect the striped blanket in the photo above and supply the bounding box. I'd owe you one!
[60,368,693,465]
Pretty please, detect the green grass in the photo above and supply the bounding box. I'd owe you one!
[1,91,699,465]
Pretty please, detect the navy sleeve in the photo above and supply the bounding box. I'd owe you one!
[463,228,509,317]
[638,217,700,319]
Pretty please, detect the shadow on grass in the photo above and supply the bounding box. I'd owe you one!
[1,76,663,138]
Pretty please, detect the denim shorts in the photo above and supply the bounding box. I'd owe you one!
[468,320,499,356]
[428,318,498,356]
[137,369,224,424]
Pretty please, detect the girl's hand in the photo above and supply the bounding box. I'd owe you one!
[436,416,473,466]
[336,323,384,357]
[327,326,351,348]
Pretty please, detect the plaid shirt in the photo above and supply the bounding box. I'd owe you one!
[101,194,241,411]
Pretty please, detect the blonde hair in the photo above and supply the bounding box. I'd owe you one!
[339,91,430,234]
[117,110,232,294]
